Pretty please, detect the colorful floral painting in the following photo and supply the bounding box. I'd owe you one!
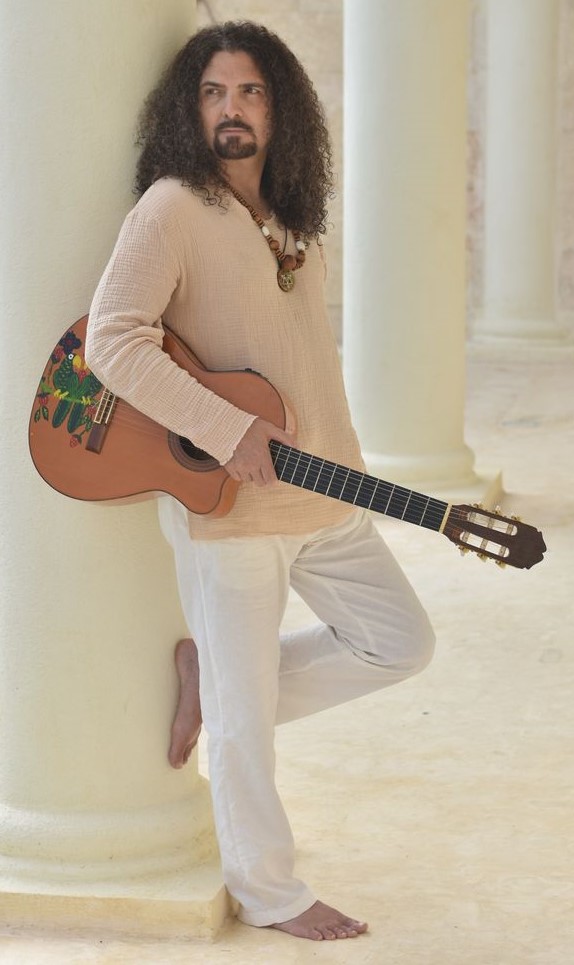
[33,328,103,447]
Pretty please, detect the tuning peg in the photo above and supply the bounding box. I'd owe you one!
[471,502,484,509]
[459,546,470,555]
[495,505,502,514]
[496,560,507,568]
[478,553,488,561]
[511,514,521,521]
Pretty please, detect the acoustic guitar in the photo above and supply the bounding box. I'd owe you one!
[29,316,546,570]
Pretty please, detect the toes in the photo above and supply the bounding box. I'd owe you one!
[169,728,200,769]
[183,741,195,764]
[333,925,358,938]
[328,915,367,938]
[270,904,367,942]
[342,915,367,930]
[320,921,358,940]
[169,720,201,767]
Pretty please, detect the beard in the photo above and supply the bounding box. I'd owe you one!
[213,132,257,160]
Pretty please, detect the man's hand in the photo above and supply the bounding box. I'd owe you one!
[223,418,296,487]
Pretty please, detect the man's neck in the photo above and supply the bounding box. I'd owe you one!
[221,159,269,217]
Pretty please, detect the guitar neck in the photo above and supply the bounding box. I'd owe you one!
[269,441,449,532]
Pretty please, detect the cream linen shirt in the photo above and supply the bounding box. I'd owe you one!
[87,177,364,539]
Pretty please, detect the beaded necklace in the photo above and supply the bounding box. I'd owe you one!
[227,185,307,292]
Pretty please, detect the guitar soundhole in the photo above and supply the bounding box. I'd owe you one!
[168,432,219,472]
[179,437,213,461]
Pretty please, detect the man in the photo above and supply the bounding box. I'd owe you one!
[86,21,434,942]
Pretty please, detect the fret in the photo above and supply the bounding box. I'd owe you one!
[304,457,323,491]
[326,466,350,500]
[385,486,410,519]
[421,497,449,531]
[365,476,381,509]
[340,470,362,504]
[353,473,376,508]
[371,479,395,516]
[309,459,325,491]
[402,492,428,526]
[271,443,291,480]
[314,460,338,495]
[284,448,303,484]
[298,452,314,489]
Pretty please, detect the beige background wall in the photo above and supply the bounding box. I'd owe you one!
[198,0,574,337]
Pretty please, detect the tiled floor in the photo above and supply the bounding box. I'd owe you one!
[2,338,573,964]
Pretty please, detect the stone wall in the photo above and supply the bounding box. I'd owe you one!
[198,0,574,337]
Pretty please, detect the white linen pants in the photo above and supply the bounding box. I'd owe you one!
[158,499,435,927]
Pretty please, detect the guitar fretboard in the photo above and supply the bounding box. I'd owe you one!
[269,442,449,532]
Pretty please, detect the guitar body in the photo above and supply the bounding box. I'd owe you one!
[28,316,289,516]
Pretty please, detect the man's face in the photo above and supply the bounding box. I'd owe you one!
[199,50,272,162]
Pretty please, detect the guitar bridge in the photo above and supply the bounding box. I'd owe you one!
[86,388,117,454]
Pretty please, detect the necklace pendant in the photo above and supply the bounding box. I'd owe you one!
[277,267,295,292]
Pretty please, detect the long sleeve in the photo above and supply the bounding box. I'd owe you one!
[86,206,256,465]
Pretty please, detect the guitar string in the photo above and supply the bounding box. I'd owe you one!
[79,410,513,523]
[65,397,517,536]
[74,413,517,536]
[271,445,487,520]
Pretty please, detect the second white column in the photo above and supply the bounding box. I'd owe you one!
[343,0,475,486]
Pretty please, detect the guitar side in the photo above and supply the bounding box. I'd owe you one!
[28,316,290,516]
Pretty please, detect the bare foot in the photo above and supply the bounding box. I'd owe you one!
[271,900,368,941]
[168,638,202,769]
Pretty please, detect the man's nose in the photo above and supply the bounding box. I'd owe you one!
[222,91,242,117]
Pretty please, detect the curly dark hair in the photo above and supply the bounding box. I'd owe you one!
[134,21,334,237]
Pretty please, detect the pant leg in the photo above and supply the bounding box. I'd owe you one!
[276,509,435,723]
[157,497,316,927]
[158,499,434,924]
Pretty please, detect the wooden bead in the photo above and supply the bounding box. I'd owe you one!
[226,183,307,290]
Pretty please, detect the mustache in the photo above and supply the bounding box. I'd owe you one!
[215,120,254,134]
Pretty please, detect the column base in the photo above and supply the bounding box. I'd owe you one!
[0,861,232,941]
[362,444,477,492]
[472,317,571,342]
[424,470,503,509]
[368,471,503,535]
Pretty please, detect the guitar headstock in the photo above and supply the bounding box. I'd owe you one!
[443,504,546,570]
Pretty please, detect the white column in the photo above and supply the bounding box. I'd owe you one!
[0,0,227,938]
[475,0,565,340]
[343,0,476,487]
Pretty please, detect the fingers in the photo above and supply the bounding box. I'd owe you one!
[228,463,277,486]
[248,459,278,488]
[224,456,274,487]
[270,426,295,447]
[224,465,242,482]
[223,417,296,486]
